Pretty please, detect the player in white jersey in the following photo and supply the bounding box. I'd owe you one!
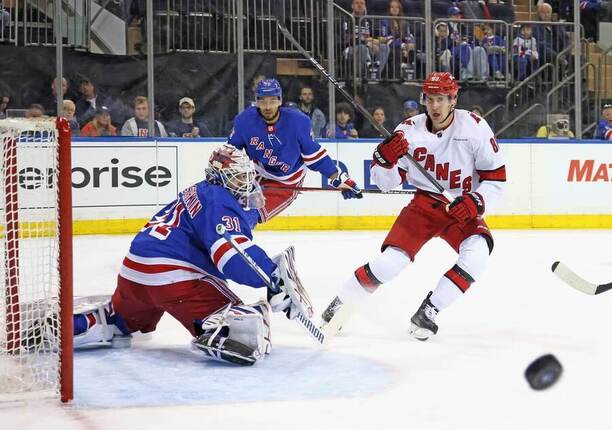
[321,72,507,341]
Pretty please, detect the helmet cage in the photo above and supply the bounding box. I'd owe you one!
[207,145,257,203]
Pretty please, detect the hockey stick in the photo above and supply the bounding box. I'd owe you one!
[551,261,612,295]
[272,11,454,203]
[262,184,415,195]
[215,224,325,345]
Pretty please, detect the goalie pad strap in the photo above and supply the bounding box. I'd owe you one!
[444,264,474,293]
[354,263,382,293]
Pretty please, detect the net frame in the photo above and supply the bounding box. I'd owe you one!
[0,117,73,403]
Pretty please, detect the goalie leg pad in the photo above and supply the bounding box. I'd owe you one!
[73,296,132,349]
[193,301,271,365]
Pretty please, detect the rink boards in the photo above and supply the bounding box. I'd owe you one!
[46,137,612,233]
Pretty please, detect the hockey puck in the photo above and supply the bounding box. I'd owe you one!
[524,354,563,390]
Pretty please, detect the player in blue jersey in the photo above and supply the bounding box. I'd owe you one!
[228,78,362,224]
[69,144,311,365]
[595,104,612,140]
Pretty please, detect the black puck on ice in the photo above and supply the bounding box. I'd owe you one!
[525,354,563,390]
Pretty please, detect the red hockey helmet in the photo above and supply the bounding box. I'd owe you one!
[422,72,460,98]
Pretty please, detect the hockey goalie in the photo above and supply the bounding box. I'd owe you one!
[54,144,313,366]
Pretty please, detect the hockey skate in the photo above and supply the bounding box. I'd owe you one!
[192,333,260,366]
[409,292,439,341]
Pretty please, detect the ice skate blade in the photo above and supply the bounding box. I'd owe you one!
[409,324,434,342]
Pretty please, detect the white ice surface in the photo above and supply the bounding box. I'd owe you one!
[2,230,612,430]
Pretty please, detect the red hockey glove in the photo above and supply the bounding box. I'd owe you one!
[447,192,485,222]
[372,131,409,168]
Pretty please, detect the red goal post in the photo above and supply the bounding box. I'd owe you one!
[0,117,73,402]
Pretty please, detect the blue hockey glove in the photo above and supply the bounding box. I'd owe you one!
[329,171,363,200]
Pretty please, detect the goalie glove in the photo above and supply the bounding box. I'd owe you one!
[267,246,314,320]
[447,192,485,222]
[329,170,363,200]
[372,131,408,168]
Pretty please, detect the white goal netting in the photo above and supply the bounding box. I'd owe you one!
[0,118,67,400]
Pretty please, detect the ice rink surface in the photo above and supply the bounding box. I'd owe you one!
[2,229,612,430]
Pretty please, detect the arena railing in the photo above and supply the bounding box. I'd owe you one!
[496,102,546,138]
[21,0,89,48]
[431,18,510,86]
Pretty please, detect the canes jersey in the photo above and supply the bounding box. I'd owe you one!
[228,106,338,184]
[371,109,506,211]
[119,181,276,290]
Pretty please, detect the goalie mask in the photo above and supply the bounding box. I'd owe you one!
[206,144,264,209]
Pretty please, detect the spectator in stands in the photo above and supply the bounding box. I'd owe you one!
[536,113,575,137]
[167,97,212,138]
[297,86,326,138]
[378,0,416,80]
[81,106,117,137]
[121,96,167,137]
[471,25,490,80]
[579,0,602,41]
[594,104,612,139]
[343,0,389,80]
[249,74,266,106]
[447,7,474,80]
[41,77,69,115]
[512,24,540,81]
[26,104,45,118]
[481,24,506,80]
[533,3,568,71]
[62,100,80,137]
[327,102,358,139]
[361,106,394,137]
[1,8,9,30]
[0,95,9,119]
[76,77,112,126]
[403,99,419,118]
[434,23,453,73]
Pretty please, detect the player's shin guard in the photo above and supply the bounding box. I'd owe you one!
[322,246,410,334]
[191,301,271,366]
[430,235,489,311]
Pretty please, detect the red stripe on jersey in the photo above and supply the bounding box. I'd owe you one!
[477,165,506,182]
[605,129,612,140]
[212,236,249,265]
[123,257,201,275]
[302,149,327,162]
[444,268,471,292]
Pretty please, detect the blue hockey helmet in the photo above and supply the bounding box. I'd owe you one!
[255,78,283,102]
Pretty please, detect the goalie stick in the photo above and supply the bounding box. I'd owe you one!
[262,184,415,195]
[215,224,325,345]
[271,8,454,204]
[551,261,612,295]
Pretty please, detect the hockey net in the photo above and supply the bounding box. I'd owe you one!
[0,117,73,402]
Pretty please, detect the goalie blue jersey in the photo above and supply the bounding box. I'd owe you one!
[119,181,276,289]
[228,106,338,184]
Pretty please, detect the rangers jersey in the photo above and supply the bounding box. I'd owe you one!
[595,119,612,140]
[228,106,338,184]
[120,181,276,290]
[371,109,506,211]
